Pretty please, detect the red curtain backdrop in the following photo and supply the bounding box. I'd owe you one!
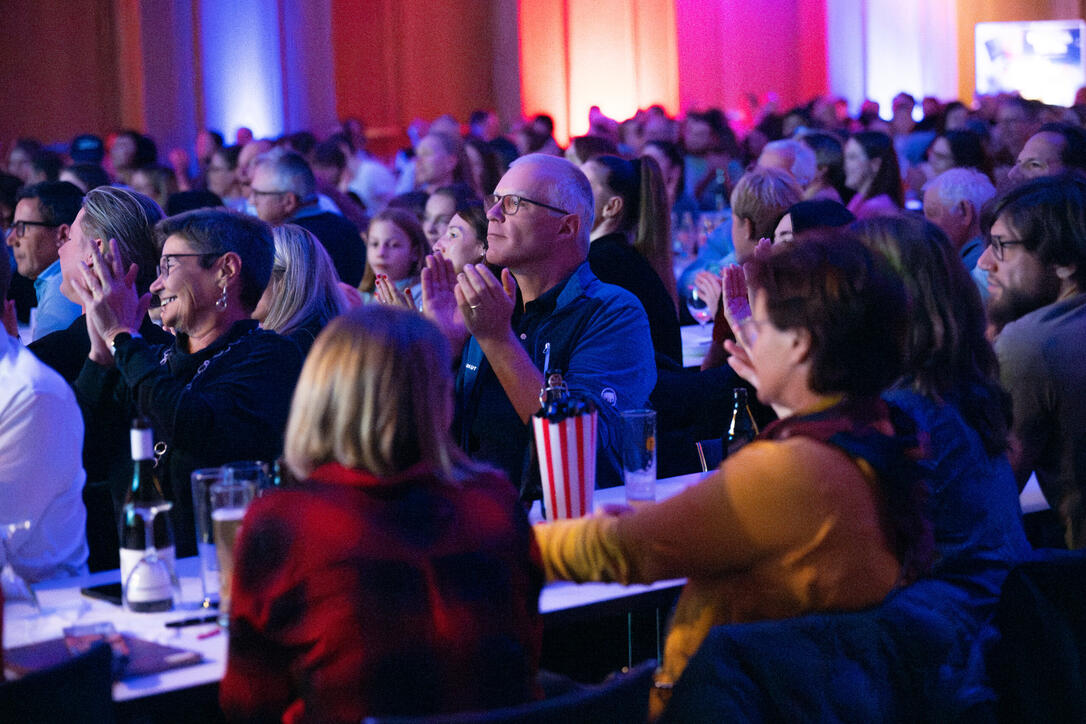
[518,0,680,144]
[675,0,827,124]
[331,0,501,157]
[0,0,124,148]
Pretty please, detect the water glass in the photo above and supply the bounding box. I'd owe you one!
[621,409,657,505]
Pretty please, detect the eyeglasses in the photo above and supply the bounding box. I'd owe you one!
[985,236,1025,262]
[157,252,222,279]
[486,193,570,216]
[249,188,288,198]
[8,220,59,238]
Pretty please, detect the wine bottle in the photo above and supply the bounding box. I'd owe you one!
[723,387,759,459]
[119,417,176,612]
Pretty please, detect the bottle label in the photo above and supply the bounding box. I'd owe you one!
[131,428,155,461]
[119,545,176,603]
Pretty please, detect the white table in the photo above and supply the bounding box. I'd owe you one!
[5,467,1047,704]
[4,473,707,703]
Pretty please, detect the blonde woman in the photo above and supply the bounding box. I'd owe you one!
[253,224,346,354]
[220,306,543,723]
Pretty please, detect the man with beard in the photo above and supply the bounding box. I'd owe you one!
[978,174,1086,548]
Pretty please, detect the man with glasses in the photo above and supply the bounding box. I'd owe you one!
[438,153,655,500]
[978,174,1086,548]
[6,181,83,340]
[249,150,364,286]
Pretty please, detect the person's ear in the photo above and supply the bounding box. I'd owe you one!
[557,212,580,242]
[218,251,242,285]
[283,192,302,215]
[603,195,624,220]
[870,157,882,176]
[1056,264,1076,282]
[789,326,812,364]
[55,224,70,249]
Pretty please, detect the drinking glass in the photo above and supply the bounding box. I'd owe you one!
[191,467,227,608]
[620,410,657,505]
[686,287,714,330]
[222,460,271,494]
[210,479,257,626]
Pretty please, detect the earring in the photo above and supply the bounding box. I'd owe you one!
[216,286,228,310]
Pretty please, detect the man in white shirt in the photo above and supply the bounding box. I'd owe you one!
[0,244,88,583]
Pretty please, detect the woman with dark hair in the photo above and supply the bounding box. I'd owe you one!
[580,154,681,362]
[537,234,932,718]
[798,132,850,203]
[220,306,542,722]
[421,182,478,248]
[926,129,994,181]
[564,135,618,165]
[642,139,699,216]
[463,136,503,198]
[844,131,903,219]
[853,215,1028,602]
[205,144,247,211]
[772,198,855,244]
[71,208,304,558]
[109,130,157,186]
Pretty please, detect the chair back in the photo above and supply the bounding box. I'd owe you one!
[0,641,116,723]
[991,549,1086,722]
[363,659,656,724]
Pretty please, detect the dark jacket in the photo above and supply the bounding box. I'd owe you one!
[588,232,681,365]
[73,320,303,557]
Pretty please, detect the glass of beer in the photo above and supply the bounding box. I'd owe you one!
[209,478,257,626]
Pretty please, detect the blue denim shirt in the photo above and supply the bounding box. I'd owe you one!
[32,260,81,341]
[455,262,656,498]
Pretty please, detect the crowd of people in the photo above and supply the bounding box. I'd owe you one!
[2,87,1086,721]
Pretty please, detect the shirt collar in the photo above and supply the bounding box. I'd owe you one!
[32,259,63,291]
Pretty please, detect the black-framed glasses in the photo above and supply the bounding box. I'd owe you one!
[248,188,288,198]
[486,193,570,216]
[157,252,223,279]
[985,236,1025,262]
[8,220,59,238]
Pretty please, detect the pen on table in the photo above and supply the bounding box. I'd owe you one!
[165,614,219,628]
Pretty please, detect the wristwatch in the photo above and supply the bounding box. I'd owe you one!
[110,330,142,356]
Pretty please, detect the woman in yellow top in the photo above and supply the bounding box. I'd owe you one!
[534,233,933,718]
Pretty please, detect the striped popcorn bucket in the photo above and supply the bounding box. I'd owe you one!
[532,409,598,520]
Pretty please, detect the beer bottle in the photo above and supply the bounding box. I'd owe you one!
[723,388,759,459]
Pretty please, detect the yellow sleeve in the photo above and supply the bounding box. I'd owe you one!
[534,438,852,585]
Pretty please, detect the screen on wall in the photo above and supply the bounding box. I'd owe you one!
[976,19,1085,106]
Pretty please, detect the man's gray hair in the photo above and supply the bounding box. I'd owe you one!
[924,168,996,215]
[509,153,595,248]
[925,168,994,218]
[254,148,316,202]
[762,139,817,187]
